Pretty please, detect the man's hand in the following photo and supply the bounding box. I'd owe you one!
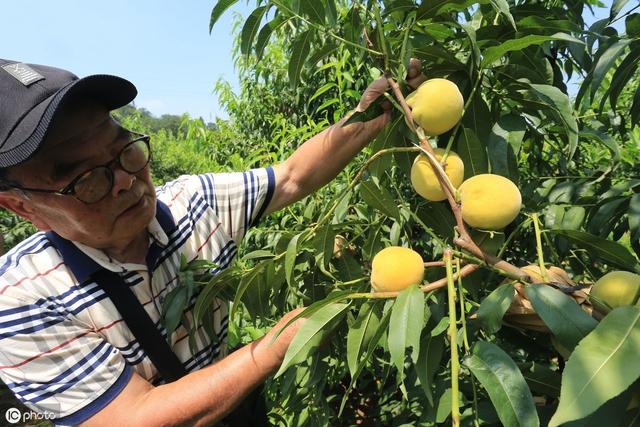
[255,307,307,372]
[81,307,308,427]
[356,58,428,113]
[264,59,426,216]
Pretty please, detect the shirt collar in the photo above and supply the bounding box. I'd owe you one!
[72,216,167,274]
[46,200,175,283]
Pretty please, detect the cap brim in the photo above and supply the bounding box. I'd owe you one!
[0,74,137,168]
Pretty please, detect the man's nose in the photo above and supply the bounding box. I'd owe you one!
[111,167,136,197]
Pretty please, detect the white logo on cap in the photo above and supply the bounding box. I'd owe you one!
[2,63,45,86]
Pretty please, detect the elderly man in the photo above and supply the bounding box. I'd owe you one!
[0,58,423,426]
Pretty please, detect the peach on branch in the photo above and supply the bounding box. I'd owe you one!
[405,78,464,136]
[410,148,464,202]
[371,246,424,292]
[458,174,522,230]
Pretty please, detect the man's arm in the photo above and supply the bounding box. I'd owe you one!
[81,309,304,427]
[264,62,426,216]
[265,110,389,215]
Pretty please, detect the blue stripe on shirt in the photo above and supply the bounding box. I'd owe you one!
[9,340,114,403]
[53,363,133,426]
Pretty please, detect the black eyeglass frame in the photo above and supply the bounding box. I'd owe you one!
[4,132,151,204]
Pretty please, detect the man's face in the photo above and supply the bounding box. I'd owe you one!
[3,99,156,253]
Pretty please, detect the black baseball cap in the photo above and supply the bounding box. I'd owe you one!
[0,59,137,168]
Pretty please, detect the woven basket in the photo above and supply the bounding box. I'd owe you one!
[502,265,594,332]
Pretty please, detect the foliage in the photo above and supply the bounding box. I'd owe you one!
[203,0,640,425]
[1,1,640,425]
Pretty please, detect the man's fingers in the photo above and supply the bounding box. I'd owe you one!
[406,58,427,90]
[407,74,427,90]
[406,58,422,79]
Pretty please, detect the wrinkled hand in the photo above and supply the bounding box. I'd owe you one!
[355,58,427,113]
[257,307,306,372]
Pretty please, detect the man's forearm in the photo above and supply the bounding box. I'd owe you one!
[132,336,279,427]
[285,113,388,198]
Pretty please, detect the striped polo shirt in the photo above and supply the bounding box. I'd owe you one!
[0,167,275,425]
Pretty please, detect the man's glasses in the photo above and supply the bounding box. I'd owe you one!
[6,132,151,204]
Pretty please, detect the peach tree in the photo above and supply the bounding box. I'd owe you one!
[173,0,640,425]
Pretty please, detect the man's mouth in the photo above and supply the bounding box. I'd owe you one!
[119,195,145,216]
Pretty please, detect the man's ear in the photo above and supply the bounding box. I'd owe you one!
[0,192,51,231]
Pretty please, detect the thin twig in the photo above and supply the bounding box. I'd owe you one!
[348,263,480,299]
[445,249,461,427]
[425,261,446,267]
[531,213,549,282]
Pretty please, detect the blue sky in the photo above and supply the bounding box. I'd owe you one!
[1,1,629,121]
[1,0,251,121]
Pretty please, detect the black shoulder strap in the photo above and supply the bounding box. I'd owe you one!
[45,201,187,383]
[91,268,187,383]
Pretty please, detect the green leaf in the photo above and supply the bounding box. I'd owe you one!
[478,283,515,334]
[489,114,526,155]
[231,262,267,320]
[388,285,425,380]
[193,267,241,326]
[313,224,336,270]
[458,21,482,68]
[300,0,325,24]
[307,42,338,67]
[416,332,445,406]
[525,284,597,352]
[412,45,466,70]
[550,306,640,426]
[359,179,401,220]
[326,0,337,26]
[489,0,516,30]
[275,302,350,377]
[339,307,393,416]
[462,91,492,141]
[527,83,579,159]
[482,33,583,66]
[336,255,364,285]
[627,13,640,37]
[415,202,455,241]
[487,114,526,179]
[589,197,629,238]
[344,3,363,44]
[343,97,385,125]
[549,229,640,272]
[285,232,303,286]
[240,6,268,55]
[580,127,621,161]
[608,46,640,113]
[309,82,338,104]
[416,0,475,21]
[241,262,271,319]
[591,39,632,100]
[241,250,274,261]
[632,85,640,128]
[347,302,381,377]
[520,362,561,398]
[209,0,238,33]
[611,0,630,20]
[629,194,640,242]
[254,16,287,60]
[288,30,313,89]
[456,127,489,179]
[563,386,636,426]
[465,341,539,427]
[517,16,581,34]
[162,286,189,338]
[271,290,354,342]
